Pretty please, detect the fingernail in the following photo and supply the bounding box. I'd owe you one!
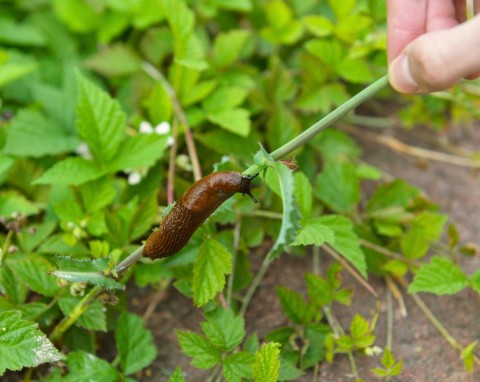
[389,54,418,93]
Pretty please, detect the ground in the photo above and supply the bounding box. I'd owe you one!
[129,121,480,382]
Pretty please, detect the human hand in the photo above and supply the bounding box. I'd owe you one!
[387,0,480,93]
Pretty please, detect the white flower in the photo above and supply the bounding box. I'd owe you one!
[76,143,92,159]
[128,171,142,185]
[155,121,171,135]
[139,121,154,134]
[167,136,175,146]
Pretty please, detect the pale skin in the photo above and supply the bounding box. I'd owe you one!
[388,0,480,93]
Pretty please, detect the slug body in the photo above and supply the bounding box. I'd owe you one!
[143,171,256,260]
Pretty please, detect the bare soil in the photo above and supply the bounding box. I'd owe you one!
[128,122,480,382]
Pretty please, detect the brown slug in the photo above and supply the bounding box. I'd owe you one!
[143,171,257,260]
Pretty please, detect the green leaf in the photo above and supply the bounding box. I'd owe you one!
[51,0,101,33]
[303,15,333,37]
[192,239,232,306]
[301,323,330,368]
[318,215,367,278]
[315,130,361,162]
[315,161,360,214]
[8,256,60,297]
[203,86,249,112]
[294,171,313,221]
[58,297,107,331]
[337,58,373,83]
[144,81,173,124]
[64,351,119,382]
[409,257,468,295]
[3,110,79,157]
[84,43,141,77]
[276,287,316,325]
[115,312,157,375]
[207,108,251,137]
[80,177,116,213]
[367,179,421,212]
[292,218,335,247]
[461,341,478,374]
[33,157,105,186]
[223,352,255,382]
[0,18,46,46]
[0,61,37,88]
[0,190,40,217]
[0,310,63,376]
[211,0,253,12]
[305,272,335,307]
[168,367,186,382]
[0,155,14,180]
[176,330,221,369]
[401,212,447,259]
[328,0,356,19]
[305,39,346,68]
[0,265,27,304]
[202,308,245,351]
[263,159,301,260]
[107,134,169,172]
[251,342,281,382]
[213,30,251,67]
[75,72,126,163]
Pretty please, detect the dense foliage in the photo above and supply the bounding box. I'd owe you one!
[1,0,479,381]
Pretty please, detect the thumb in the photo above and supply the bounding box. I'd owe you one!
[389,16,480,93]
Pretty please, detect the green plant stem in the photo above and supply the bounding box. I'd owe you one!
[142,61,202,181]
[360,239,420,267]
[323,305,359,379]
[167,119,179,204]
[239,254,271,316]
[312,246,320,276]
[207,365,221,382]
[0,230,13,266]
[399,278,480,367]
[385,281,393,350]
[114,245,145,275]
[323,245,378,298]
[226,220,241,306]
[50,285,103,342]
[243,75,389,176]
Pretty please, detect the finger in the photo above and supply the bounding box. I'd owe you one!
[426,0,463,30]
[389,15,480,93]
[387,0,428,62]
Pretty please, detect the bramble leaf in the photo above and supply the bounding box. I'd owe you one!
[201,308,245,351]
[115,312,157,375]
[0,310,63,376]
[251,342,281,382]
[33,157,105,186]
[176,330,221,369]
[409,257,468,295]
[223,352,255,382]
[63,351,119,382]
[192,239,232,306]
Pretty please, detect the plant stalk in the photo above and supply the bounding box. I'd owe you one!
[226,220,242,306]
[239,254,272,316]
[243,75,389,176]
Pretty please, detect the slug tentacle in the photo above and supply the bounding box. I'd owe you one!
[143,171,256,260]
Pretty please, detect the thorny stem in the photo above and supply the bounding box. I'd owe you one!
[142,61,202,181]
[243,75,389,176]
[226,221,242,306]
[323,305,359,379]
[323,245,378,298]
[0,230,13,266]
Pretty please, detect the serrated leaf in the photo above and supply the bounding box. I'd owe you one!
[292,218,335,247]
[276,287,316,325]
[202,308,245,351]
[318,215,367,278]
[305,272,335,307]
[0,18,46,46]
[409,257,468,295]
[212,0,253,11]
[0,310,63,376]
[64,351,119,382]
[223,352,255,382]
[263,159,301,260]
[328,0,355,18]
[294,171,313,221]
[303,15,333,37]
[84,43,141,77]
[80,177,116,213]
[213,30,251,67]
[337,58,373,83]
[305,39,346,68]
[203,86,248,112]
[75,72,126,163]
[107,134,169,172]
[53,270,124,290]
[251,342,281,382]
[33,157,105,186]
[144,81,172,124]
[401,212,448,259]
[2,110,78,157]
[207,108,251,137]
[301,323,330,368]
[177,330,221,369]
[315,161,360,214]
[8,256,60,297]
[0,190,40,217]
[115,312,157,375]
[168,367,186,382]
[58,297,107,331]
[193,239,232,306]
[0,61,37,88]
